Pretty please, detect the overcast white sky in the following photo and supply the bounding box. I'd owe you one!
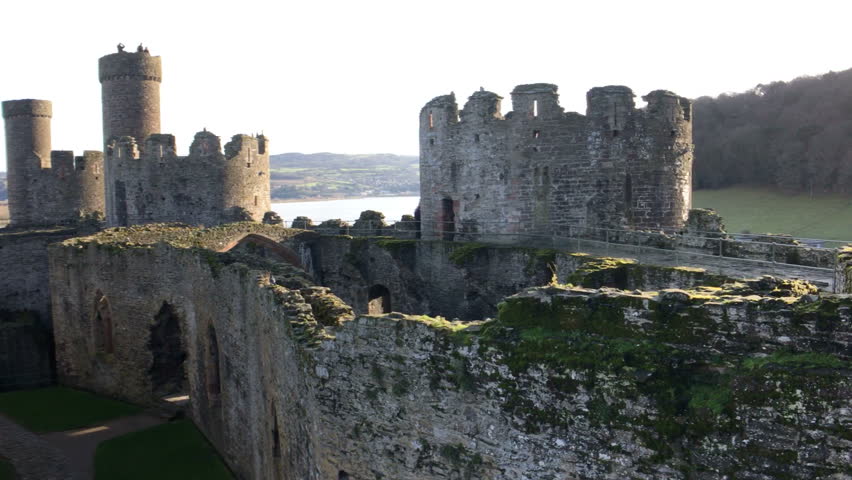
[1,0,849,170]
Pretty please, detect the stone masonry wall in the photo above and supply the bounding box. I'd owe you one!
[105,131,270,227]
[0,227,84,390]
[419,85,693,242]
[48,226,851,479]
[303,236,734,320]
[2,100,105,227]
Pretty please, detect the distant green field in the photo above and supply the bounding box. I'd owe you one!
[693,187,852,242]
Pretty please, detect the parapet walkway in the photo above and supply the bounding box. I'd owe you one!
[563,239,836,290]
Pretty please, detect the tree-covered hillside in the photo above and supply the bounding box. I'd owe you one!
[693,68,852,194]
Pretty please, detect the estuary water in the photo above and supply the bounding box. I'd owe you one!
[271,196,420,225]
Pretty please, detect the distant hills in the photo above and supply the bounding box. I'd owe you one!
[269,152,418,200]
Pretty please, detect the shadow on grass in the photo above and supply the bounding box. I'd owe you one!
[0,387,141,433]
[94,419,232,480]
[0,456,14,480]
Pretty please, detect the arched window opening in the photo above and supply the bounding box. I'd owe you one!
[441,198,455,241]
[207,325,221,396]
[368,285,392,315]
[338,471,350,480]
[148,302,187,398]
[271,402,281,458]
[93,292,114,354]
[625,174,633,205]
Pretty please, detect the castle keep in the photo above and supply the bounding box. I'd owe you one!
[2,47,270,228]
[99,49,271,227]
[419,84,693,240]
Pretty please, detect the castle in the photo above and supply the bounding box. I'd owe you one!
[2,48,850,480]
[419,84,693,240]
[2,46,270,229]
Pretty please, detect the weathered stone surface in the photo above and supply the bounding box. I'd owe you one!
[418,85,694,242]
[2,100,105,228]
[48,226,852,479]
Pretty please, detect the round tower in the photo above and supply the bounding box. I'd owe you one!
[2,99,52,226]
[636,90,694,229]
[98,48,162,147]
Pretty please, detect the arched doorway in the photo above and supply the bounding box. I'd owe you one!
[441,198,455,241]
[93,291,114,354]
[206,325,221,396]
[148,302,187,398]
[368,285,392,314]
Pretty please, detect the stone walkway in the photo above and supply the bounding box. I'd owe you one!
[0,414,74,480]
[0,412,165,480]
[41,413,165,480]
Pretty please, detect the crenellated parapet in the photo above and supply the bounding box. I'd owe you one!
[418,83,694,241]
[104,129,270,227]
[2,99,105,227]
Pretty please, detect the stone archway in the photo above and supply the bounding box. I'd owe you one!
[148,302,187,398]
[218,234,305,269]
[368,285,392,314]
[206,325,221,396]
[93,291,114,354]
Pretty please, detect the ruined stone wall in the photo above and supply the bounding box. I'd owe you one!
[49,227,851,479]
[304,236,731,320]
[0,227,83,390]
[49,234,320,480]
[2,100,105,227]
[105,131,270,226]
[419,84,693,241]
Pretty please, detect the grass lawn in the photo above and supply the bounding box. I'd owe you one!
[693,187,852,242]
[0,457,14,480]
[0,387,141,433]
[94,419,232,480]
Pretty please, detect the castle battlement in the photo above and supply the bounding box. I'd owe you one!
[104,129,270,227]
[419,84,693,240]
[2,99,105,227]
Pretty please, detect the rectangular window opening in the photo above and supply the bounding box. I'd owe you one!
[533,130,541,139]
[474,134,480,143]
[533,99,538,118]
[429,112,434,129]
[612,130,620,138]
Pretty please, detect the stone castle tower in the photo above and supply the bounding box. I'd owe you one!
[2,99,105,227]
[418,84,693,241]
[97,47,270,227]
[2,46,271,229]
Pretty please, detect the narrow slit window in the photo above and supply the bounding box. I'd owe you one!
[474,134,480,143]
[612,130,620,137]
[254,195,258,206]
[429,112,434,129]
[533,130,541,139]
[429,138,435,146]
[533,100,538,118]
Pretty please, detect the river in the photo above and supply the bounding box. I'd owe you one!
[271,196,420,225]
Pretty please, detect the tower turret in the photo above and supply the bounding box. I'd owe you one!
[510,84,561,121]
[2,99,52,226]
[98,48,162,147]
[586,86,636,136]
